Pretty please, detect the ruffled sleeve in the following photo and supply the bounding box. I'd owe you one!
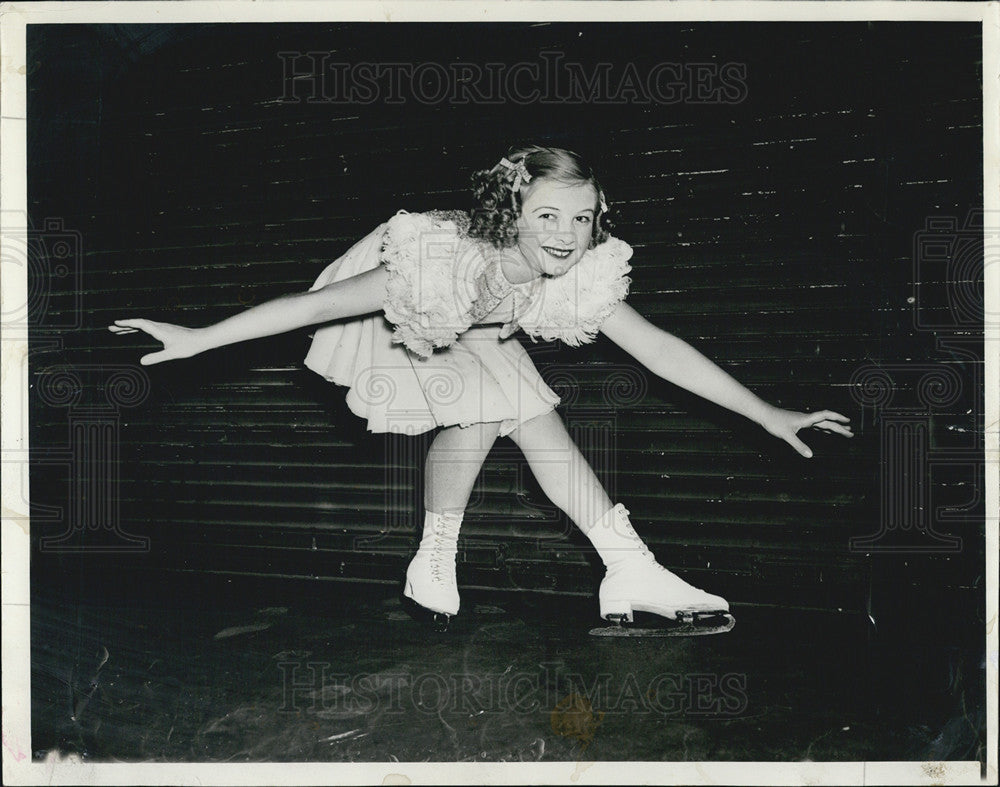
[515,236,633,346]
[379,210,483,359]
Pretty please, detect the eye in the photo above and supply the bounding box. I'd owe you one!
[575,215,593,225]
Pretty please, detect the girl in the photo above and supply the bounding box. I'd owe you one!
[109,145,853,628]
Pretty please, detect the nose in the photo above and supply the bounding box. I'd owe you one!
[541,217,575,244]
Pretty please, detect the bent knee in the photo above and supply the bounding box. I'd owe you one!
[506,409,568,450]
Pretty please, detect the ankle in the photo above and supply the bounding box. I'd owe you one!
[417,509,464,551]
[583,503,658,569]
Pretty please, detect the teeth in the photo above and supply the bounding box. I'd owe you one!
[543,247,572,258]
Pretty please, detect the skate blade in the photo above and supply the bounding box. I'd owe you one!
[589,611,735,638]
[399,594,453,632]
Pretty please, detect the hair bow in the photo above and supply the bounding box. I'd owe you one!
[496,156,533,192]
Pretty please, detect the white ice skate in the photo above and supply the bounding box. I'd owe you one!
[402,510,462,628]
[585,504,735,637]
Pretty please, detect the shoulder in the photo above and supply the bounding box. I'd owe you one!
[379,209,486,358]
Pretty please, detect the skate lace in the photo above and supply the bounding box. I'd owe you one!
[613,507,710,594]
[616,506,664,566]
[427,529,459,583]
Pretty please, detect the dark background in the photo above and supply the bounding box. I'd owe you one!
[28,22,984,646]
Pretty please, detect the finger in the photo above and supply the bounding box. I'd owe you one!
[114,320,153,335]
[139,351,169,366]
[121,320,167,341]
[813,410,851,423]
[116,319,164,337]
[786,435,813,458]
[107,325,138,334]
[812,418,852,430]
[803,412,839,429]
[814,422,854,437]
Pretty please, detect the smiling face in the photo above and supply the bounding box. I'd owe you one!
[507,178,599,281]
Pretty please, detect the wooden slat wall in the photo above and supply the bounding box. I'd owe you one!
[28,22,984,613]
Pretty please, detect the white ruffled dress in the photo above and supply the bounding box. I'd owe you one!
[304,210,633,436]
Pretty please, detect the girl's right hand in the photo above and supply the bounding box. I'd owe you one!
[108,319,205,366]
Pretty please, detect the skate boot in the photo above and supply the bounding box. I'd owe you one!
[403,510,462,628]
[585,504,733,636]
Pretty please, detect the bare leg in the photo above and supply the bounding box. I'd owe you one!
[507,409,729,620]
[424,420,502,515]
[505,409,613,533]
[405,420,502,617]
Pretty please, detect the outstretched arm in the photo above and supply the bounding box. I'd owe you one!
[109,266,390,366]
[599,301,852,457]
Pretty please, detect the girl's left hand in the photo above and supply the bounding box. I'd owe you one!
[760,408,853,458]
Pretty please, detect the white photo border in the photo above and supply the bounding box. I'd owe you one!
[1,2,996,785]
